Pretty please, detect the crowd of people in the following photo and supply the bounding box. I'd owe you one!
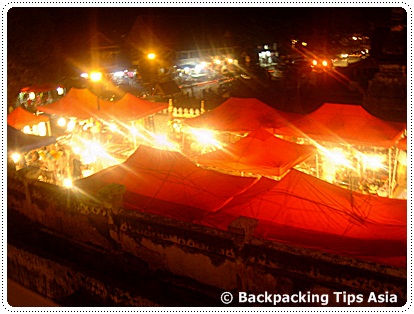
[16,143,84,185]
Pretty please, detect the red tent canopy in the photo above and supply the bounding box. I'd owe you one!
[7,107,49,130]
[397,137,407,150]
[75,145,406,267]
[75,145,259,222]
[196,128,317,178]
[96,93,168,121]
[274,103,406,148]
[37,88,112,119]
[199,169,407,267]
[184,97,302,132]
[20,84,62,93]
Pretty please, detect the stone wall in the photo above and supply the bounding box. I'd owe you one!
[7,173,407,307]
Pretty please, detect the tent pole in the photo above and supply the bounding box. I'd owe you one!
[132,121,136,149]
[388,148,392,197]
[392,148,399,196]
[47,121,52,136]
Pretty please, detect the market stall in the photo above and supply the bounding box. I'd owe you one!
[182,97,303,154]
[75,144,407,268]
[273,103,407,198]
[37,88,113,120]
[75,145,260,222]
[199,169,407,268]
[7,125,56,154]
[7,107,51,136]
[196,128,317,179]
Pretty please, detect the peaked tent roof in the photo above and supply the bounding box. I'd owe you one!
[20,84,63,93]
[75,145,260,222]
[196,128,317,178]
[37,88,113,119]
[96,93,168,121]
[7,107,50,130]
[7,125,56,153]
[199,169,407,267]
[274,103,406,147]
[184,97,303,132]
[75,144,406,267]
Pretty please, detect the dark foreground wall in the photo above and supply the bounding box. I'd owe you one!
[7,173,407,307]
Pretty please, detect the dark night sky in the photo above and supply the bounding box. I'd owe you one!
[8,6,396,51]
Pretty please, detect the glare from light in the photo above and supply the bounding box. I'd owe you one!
[147,53,156,60]
[29,92,36,100]
[80,73,89,78]
[190,128,223,149]
[57,117,66,127]
[322,60,328,67]
[152,133,179,151]
[38,122,47,136]
[90,71,103,82]
[130,126,139,136]
[227,58,234,64]
[67,120,76,132]
[214,59,221,65]
[113,71,125,77]
[195,64,203,73]
[72,146,81,155]
[108,123,118,132]
[22,125,31,134]
[11,153,21,163]
[312,60,318,66]
[63,178,73,189]
[361,154,386,170]
[321,148,351,167]
[352,36,358,40]
[301,42,307,46]
[56,87,65,95]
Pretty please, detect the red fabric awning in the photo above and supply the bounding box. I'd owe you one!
[75,144,407,268]
[75,145,260,222]
[7,107,49,130]
[37,88,112,119]
[199,169,407,267]
[397,137,407,150]
[184,97,302,132]
[96,93,168,121]
[196,128,317,178]
[20,84,62,93]
[274,103,406,148]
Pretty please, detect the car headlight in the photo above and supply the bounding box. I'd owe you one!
[322,60,328,67]
[312,60,318,66]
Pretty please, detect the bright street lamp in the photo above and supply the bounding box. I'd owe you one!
[147,53,156,60]
[90,71,103,82]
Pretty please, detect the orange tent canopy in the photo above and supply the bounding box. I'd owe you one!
[96,93,168,121]
[37,88,112,119]
[196,128,317,178]
[199,169,407,267]
[7,107,49,130]
[75,145,406,268]
[184,97,302,132]
[274,103,406,148]
[75,145,259,222]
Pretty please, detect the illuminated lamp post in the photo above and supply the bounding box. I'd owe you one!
[146,52,158,86]
[90,71,103,110]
